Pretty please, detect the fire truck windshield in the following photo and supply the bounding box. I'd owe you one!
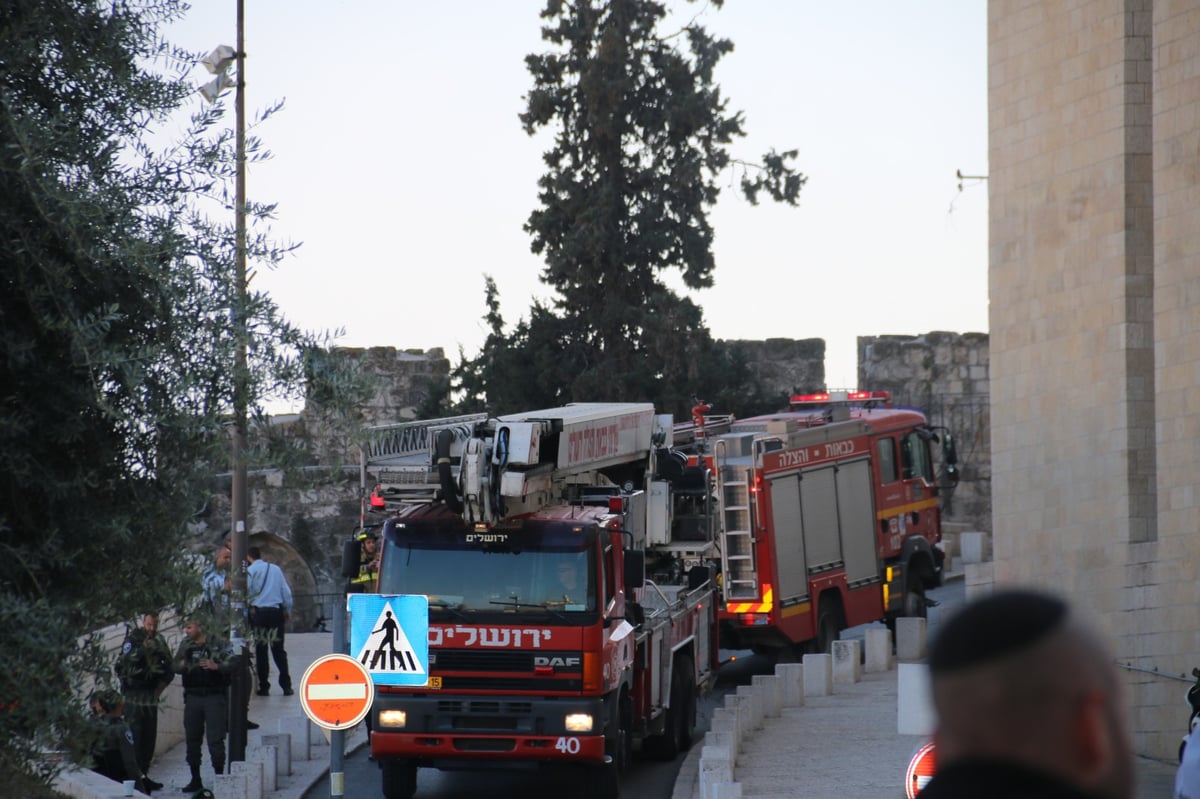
[377,519,598,622]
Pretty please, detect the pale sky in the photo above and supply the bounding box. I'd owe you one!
[169,2,988,396]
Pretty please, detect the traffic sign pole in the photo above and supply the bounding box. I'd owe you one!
[296,643,373,798]
[330,596,347,798]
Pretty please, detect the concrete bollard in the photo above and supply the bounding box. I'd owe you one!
[231,760,263,799]
[751,673,781,718]
[724,692,754,737]
[832,639,862,685]
[261,733,292,777]
[709,707,742,753]
[213,773,248,799]
[895,617,928,662]
[802,653,832,697]
[735,685,763,730]
[965,562,995,599]
[699,745,734,799]
[278,716,312,762]
[959,531,990,563]
[705,730,737,763]
[897,662,935,736]
[864,628,893,673]
[712,782,743,799]
[251,744,278,792]
[775,662,805,707]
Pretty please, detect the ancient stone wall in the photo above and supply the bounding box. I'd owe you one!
[858,331,991,533]
[720,337,826,403]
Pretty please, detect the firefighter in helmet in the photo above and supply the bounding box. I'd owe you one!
[350,529,380,591]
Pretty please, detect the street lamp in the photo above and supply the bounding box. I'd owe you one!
[199,0,250,767]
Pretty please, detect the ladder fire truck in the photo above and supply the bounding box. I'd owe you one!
[348,403,721,799]
[678,390,959,656]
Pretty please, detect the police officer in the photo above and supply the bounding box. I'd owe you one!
[88,689,151,794]
[114,611,173,790]
[172,617,233,792]
[247,546,294,696]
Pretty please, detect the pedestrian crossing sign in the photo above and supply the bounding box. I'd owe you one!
[348,594,429,686]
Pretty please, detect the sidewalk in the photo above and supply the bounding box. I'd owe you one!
[150,632,366,798]
[671,656,1178,799]
[57,632,366,799]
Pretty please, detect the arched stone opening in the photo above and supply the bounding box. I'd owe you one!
[248,530,321,633]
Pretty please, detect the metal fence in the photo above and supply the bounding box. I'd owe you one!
[292,591,345,633]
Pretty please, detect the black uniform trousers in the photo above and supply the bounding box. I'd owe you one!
[123,689,158,773]
[250,605,292,693]
[183,689,227,774]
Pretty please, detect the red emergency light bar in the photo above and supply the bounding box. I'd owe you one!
[790,389,892,406]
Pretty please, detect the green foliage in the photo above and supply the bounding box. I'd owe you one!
[455,0,804,415]
[0,1,319,792]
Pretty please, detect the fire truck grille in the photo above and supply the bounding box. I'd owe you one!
[437,699,533,716]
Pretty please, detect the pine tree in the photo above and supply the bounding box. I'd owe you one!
[457,0,804,418]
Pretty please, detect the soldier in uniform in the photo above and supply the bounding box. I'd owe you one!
[114,611,173,791]
[88,689,151,794]
[172,616,233,792]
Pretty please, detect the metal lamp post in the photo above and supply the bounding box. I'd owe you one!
[199,0,250,767]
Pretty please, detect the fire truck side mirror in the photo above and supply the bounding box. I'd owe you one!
[623,549,645,597]
[940,431,958,466]
[342,538,362,580]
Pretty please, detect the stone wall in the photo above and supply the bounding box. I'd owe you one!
[989,0,1198,759]
[720,337,826,402]
[858,332,992,533]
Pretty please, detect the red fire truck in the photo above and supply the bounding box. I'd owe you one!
[677,390,959,656]
[351,404,721,799]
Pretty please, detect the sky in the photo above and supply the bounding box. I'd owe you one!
[168,1,988,397]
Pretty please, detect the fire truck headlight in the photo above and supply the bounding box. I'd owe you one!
[565,713,593,732]
[378,709,407,729]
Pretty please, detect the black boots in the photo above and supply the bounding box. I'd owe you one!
[181,764,203,792]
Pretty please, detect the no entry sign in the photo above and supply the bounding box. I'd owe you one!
[298,653,375,731]
[905,740,937,798]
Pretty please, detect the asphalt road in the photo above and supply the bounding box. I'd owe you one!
[303,580,966,799]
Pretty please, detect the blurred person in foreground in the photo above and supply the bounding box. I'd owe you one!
[918,588,1135,799]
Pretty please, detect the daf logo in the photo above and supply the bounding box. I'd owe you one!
[534,656,581,668]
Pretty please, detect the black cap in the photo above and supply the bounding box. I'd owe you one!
[928,589,1068,675]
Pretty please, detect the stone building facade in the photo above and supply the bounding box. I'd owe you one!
[989,0,1198,758]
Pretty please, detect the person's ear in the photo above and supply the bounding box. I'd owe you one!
[1072,689,1112,782]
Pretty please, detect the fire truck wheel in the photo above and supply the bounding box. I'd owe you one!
[902,569,928,619]
[380,759,417,799]
[676,654,697,749]
[813,594,842,655]
[645,654,695,761]
[593,691,633,799]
